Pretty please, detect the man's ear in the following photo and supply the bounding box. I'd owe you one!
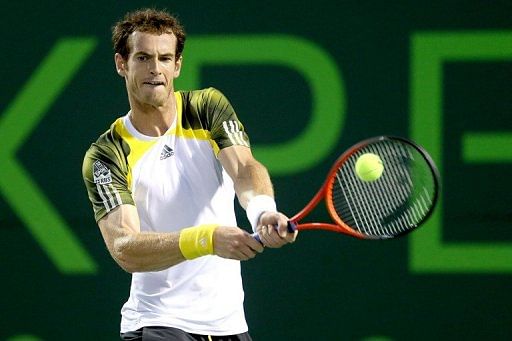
[115,53,127,77]
[174,55,183,78]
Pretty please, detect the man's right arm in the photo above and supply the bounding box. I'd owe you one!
[98,204,185,273]
[98,204,264,273]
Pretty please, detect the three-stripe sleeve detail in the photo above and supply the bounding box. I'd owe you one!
[222,120,249,147]
[96,183,122,212]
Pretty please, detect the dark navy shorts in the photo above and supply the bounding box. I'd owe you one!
[120,326,252,341]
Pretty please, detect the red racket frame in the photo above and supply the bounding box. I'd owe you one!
[289,139,372,239]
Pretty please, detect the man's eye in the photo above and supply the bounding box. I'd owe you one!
[137,56,148,61]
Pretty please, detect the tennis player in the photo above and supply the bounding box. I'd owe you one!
[82,8,296,341]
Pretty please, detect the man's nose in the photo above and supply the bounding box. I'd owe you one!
[148,59,161,75]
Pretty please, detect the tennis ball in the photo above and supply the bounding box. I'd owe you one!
[355,153,384,182]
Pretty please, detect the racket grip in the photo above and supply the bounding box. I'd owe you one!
[252,221,297,243]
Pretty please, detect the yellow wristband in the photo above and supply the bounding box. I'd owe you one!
[179,224,218,260]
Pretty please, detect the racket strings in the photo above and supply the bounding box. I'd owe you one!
[330,139,437,238]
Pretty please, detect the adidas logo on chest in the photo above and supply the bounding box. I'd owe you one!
[160,144,174,160]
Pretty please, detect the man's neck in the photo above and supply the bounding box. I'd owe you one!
[128,97,176,137]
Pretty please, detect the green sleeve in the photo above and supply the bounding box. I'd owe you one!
[205,88,250,150]
[82,140,134,222]
[180,88,251,150]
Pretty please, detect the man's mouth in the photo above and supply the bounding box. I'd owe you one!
[143,81,165,86]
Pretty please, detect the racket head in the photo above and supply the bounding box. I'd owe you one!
[321,136,440,239]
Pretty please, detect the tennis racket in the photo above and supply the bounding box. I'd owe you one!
[255,136,440,240]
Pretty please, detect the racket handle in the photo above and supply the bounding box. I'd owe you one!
[252,221,297,243]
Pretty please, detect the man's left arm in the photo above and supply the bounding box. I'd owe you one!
[218,145,297,247]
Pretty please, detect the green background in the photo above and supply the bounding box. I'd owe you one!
[1,1,511,340]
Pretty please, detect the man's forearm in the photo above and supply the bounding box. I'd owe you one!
[232,160,274,209]
[112,231,185,273]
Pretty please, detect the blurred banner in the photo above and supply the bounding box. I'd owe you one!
[1,1,511,340]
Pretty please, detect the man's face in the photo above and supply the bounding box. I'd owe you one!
[115,31,182,108]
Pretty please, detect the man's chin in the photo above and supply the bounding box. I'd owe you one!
[142,94,169,108]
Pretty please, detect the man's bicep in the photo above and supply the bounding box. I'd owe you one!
[217,145,254,179]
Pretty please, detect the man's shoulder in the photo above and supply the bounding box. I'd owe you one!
[178,87,218,96]
[84,118,126,160]
[178,87,226,104]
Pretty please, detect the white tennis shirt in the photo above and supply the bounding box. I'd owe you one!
[82,88,251,335]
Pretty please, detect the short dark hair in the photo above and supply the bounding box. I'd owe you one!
[112,8,186,60]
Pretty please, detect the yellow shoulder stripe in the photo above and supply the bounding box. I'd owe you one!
[172,92,220,154]
[113,118,159,169]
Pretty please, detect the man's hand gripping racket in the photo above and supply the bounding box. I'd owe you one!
[254,136,440,241]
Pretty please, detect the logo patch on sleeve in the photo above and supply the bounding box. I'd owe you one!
[93,160,112,184]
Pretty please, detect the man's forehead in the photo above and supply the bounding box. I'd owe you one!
[128,31,177,53]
